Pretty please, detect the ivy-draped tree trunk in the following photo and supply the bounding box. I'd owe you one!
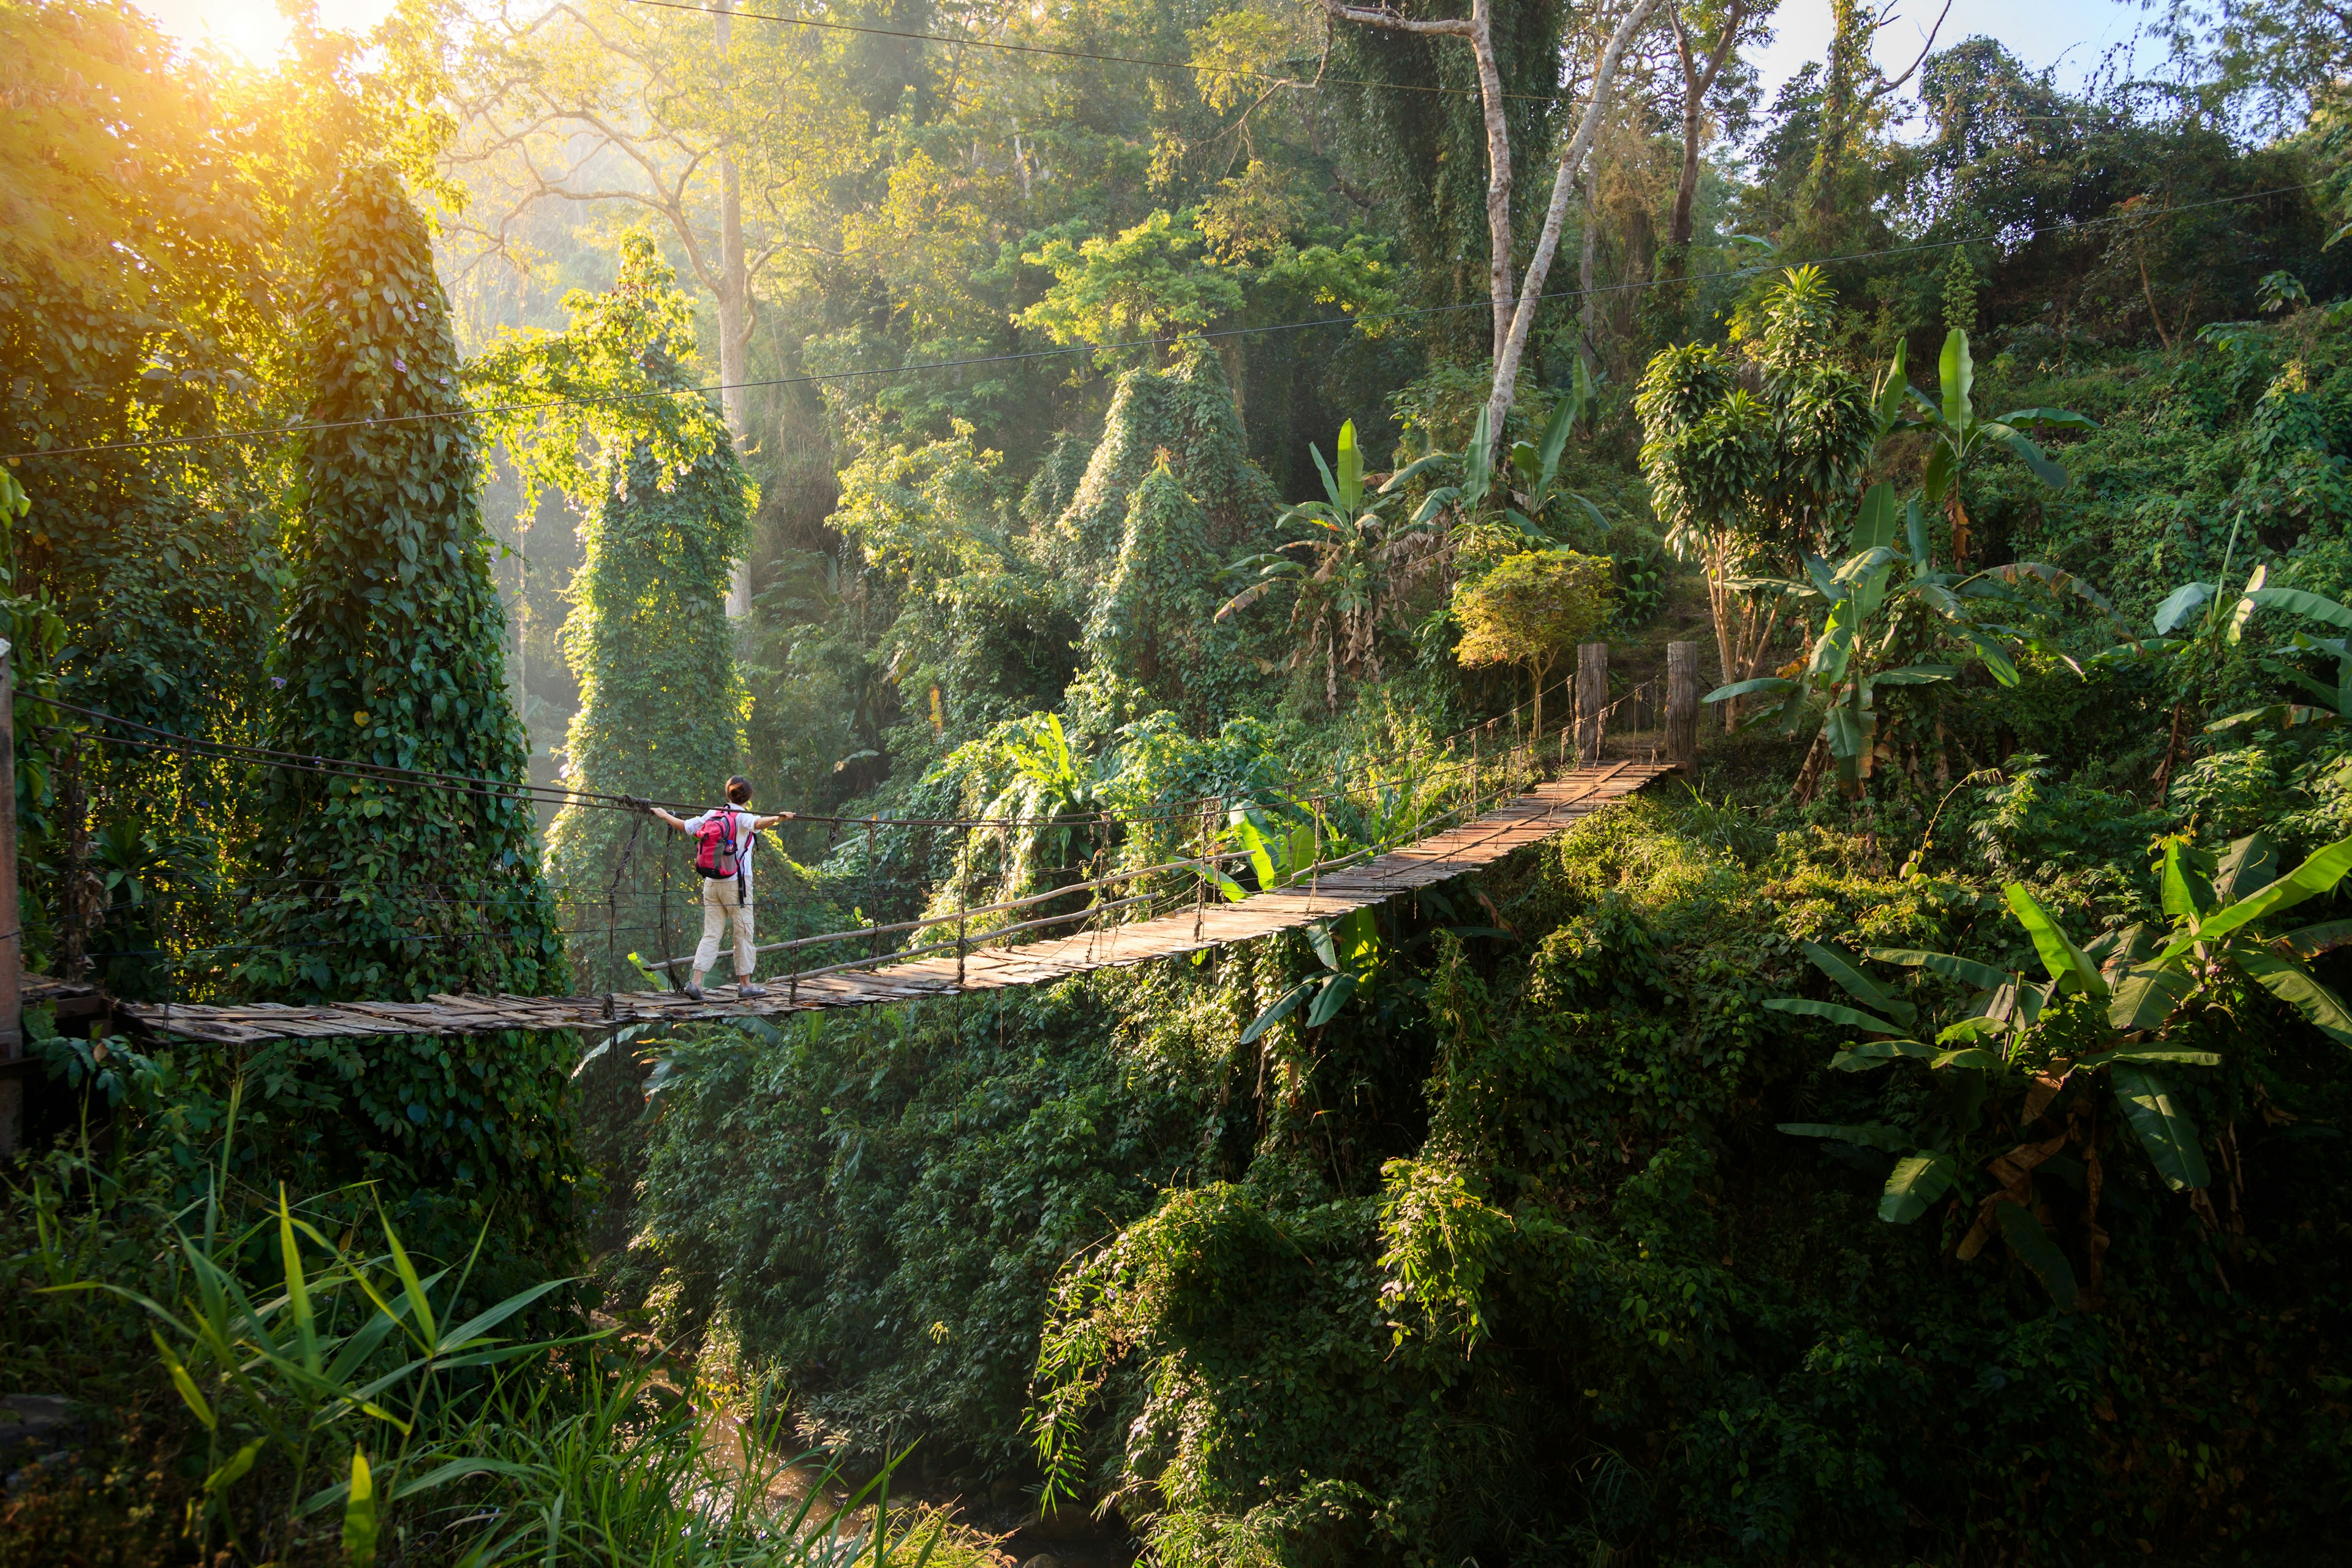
[239,165,575,1269]
[546,434,752,990]
[467,235,760,993]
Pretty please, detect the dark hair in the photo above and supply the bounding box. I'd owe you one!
[725,775,753,805]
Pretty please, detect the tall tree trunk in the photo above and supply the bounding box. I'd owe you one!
[1483,0,1660,447]
[1466,0,1512,363]
[717,1,753,619]
[1670,20,1705,251]
[1315,0,1512,360]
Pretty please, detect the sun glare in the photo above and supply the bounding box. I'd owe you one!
[138,0,399,65]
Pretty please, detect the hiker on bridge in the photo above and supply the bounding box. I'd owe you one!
[644,777,795,1001]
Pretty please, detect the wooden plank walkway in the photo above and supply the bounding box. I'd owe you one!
[110,762,1673,1045]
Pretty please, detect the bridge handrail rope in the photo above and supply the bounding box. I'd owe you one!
[45,650,1675,998]
[646,726,1623,984]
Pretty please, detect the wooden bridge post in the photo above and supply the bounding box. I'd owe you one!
[0,649,19,1156]
[1666,640,1700,771]
[1575,642,1608,764]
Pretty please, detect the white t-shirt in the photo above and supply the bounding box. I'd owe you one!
[681,808,760,894]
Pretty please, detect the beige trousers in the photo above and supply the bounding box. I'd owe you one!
[693,876,755,978]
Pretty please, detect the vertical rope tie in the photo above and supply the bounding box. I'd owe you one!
[1310,794,1321,912]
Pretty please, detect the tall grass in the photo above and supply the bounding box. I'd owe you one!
[25,1080,984,1568]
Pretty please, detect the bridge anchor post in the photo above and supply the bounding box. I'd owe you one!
[1666,640,1700,771]
[0,648,18,1157]
[1575,642,1608,765]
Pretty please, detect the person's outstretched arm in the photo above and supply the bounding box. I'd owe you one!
[755,810,797,829]
[646,804,692,832]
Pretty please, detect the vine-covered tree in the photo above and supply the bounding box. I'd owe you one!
[470,235,754,989]
[239,164,573,1264]
[1086,459,1218,707]
[1043,346,1278,608]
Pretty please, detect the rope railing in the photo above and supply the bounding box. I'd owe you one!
[651,737,1628,993]
[39,647,1699,1001]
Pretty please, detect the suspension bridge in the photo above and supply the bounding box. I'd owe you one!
[13,641,1703,1054]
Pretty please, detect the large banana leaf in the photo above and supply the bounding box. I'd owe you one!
[2239,951,2352,1047]
[2184,834,2352,946]
[2003,884,2109,998]
[2107,962,2193,1034]
[1986,426,2070,490]
[1996,406,2101,433]
[1765,997,1908,1034]
[1704,676,1800,705]
[1881,1152,1958,1223]
[1241,978,1317,1044]
[1798,941,1917,1025]
[1940,326,1973,432]
[1867,947,2015,990]
[1304,971,1361,1028]
[2074,1047,2221,1069]
[1995,1202,2079,1310]
[1850,481,1899,550]
[2245,584,2352,630]
[2278,918,2352,958]
[2160,838,2218,919]
[1831,1039,1935,1071]
[1779,1121,1914,1153]
[2111,1065,2211,1191]
[2214,832,2280,904]
[2154,581,2215,635]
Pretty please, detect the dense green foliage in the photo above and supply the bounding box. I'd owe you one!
[20,0,2352,1563]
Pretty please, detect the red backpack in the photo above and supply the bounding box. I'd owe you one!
[693,811,743,880]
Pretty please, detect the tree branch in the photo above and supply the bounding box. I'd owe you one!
[1863,0,1951,104]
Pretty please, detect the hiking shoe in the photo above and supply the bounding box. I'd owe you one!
[680,982,704,1001]
[737,981,769,998]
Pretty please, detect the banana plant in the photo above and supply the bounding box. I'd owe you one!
[1395,378,1608,548]
[2095,513,2267,674]
[1243,905,1383,1040]
[1699,331,2101,795]
[1895,326,2099,562]
[1202,799,1319,901]
[984,712,1118,882]
[1218,420,1438,705]
[1702,483,2102,796]
[1774,831,2352,1307]
[1237,895,1513,1042]
[2209,583,2352,735]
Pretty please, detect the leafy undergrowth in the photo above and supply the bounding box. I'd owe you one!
[639,791,2352,1566]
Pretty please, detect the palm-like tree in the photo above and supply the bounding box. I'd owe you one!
[1217,420,1437,709]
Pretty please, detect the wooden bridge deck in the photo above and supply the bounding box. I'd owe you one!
[110,761,1674,1045]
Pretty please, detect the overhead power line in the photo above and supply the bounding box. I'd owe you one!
[1,179,2314,465]
[625,0,1573,104]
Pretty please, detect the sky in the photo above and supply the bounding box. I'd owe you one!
[139,0,399,64]
[1754,0,2154,113]
[145,0,2156,102]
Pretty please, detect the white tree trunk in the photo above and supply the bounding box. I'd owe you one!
[1483,0,1660,447]
[717,2,754,619]
[1313,0,1510,357]
[1466,0,1513,362]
